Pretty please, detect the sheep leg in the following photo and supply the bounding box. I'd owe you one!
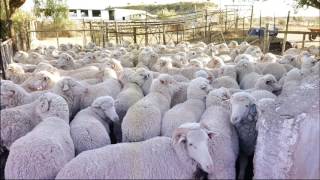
[238,154,248,180]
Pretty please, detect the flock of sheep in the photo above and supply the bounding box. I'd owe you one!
[0,39,319,179]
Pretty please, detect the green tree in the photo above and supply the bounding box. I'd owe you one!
[0,0,26,51]
[33,0,69,28]
[294,0,320,9]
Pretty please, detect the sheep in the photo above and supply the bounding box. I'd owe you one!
[260,53,278,63]
[161,77,212,137]
[219,65,237,80]
[115,68,150,120]
[230,92,258,179]
[252,74,282,94]
[261,62,287,81]
[56,123,215,179]
[137,48,159,69]
[0,80,42,109]
[278,54,301,68]
[212,76,240,89]
[13,51,29,64]
[235,59,257,84]
[0,92,69,149]
[71,96,119,155]
[51,77,88,118]
[206,56,225,69]
[244,45,263,61]
[4,117,74,179]
[20,70,60,92]
[171,81,189,107]
[228,40,239,49]
[200,88,239,179]
[239,71,261,90]
[5,63,31,84]
[121,74,180,142]
[80,76,122,109]
[300,53,318,75]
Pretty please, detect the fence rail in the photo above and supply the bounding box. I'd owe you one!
[0,39,13,79]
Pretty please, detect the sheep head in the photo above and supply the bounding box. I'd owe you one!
[206,87,231,109]
[187,77,212,100]
[173,123,214,174]
[230,92,257,125]
[92,96,119,123]
[255,74,282,94]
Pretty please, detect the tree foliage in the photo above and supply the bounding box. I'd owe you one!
[295,0,320,9]
[33,0,69,25]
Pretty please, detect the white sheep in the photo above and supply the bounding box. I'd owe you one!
[235,59,257,84]
[121,74,180,142]
[4,117,74,179]
[5,63,31,84]
[0,92,69,149]
[80,76,122,109]
[0,80,42,109]
[71,96,119,155]
[206,56,225,69]
[262,62,287,81]
[170,81,189,107]
[161,77,212,137]
[212,76,240,89]
[20,70,60,92]
[244,45,263,61]
[230,92,258,179]
[219,65,237,80]
[200,88,239,179]
[56,123,214,179]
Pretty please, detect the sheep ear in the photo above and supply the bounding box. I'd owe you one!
[62,83,69,91]
[207,131,216,139]
[39,98,50,112]
[174,134,186,145]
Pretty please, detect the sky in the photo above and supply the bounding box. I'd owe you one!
[21,0,320,17]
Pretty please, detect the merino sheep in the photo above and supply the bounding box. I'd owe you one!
[200,88,239,179]
[206,56,225,69]
[0,80,42,109]
[212,76,240,89]
[56,123,214,179]
[230,92,258,179]
[5,63,31,84]
[51,77,88,118]
[262,63,287,81]
[21,70,60,92]
[161,77,212,137]
[0,92,69,149]
[5,117,74,179]
[71,96,119,155]
[122,74,180,142]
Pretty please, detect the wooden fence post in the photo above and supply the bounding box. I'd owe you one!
[302,33,306,48]
[182,23,185,41]
[82,19,86,47]
[105,22,109,42]
[225,7,228,32]
[176,25,179,44]
[162,24,166,45]
[145,24,148,45]
[115,21,119,44]
[205,9,208,39]
[55,31,59,47]
[235,9,239,32]
[281,11,290,55]
[89,21,93,43]
[101,20,104,47]
[133,27,137,44]
[249,5,254,29]
[264,23,270,53]
[0,41,6,79]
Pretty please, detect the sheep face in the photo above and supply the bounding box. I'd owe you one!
[255,74,282,94]
[173,123,214,173]
[13,51,28,63]
[130,68,151,86]
[92,96,119,122]
[187,77,212,100]
[235,59,254,73]
[206,87,231,108]
[278,54,300,68]
[24,71,55,91]
[0,80,20,109]
[6,64,25,78]
[244,46,263,60]
[56,53,75,69]
[230,92,256,125]
[151,74,180,97]
[207,56,223,69]
[261,53,277,63]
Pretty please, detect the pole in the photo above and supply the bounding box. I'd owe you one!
[302,33,306,48]
[264,23,270,53]
[82,19,86,47]
[225,7,228,32]
[115,21,119,44]
[133,27,137,44]
[162,24,166,45]
[249,5,253,29]
[56,31,59,47]
[205,9,208,39]
[281,11,290,55]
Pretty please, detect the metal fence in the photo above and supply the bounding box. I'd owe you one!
[0,39,13,79]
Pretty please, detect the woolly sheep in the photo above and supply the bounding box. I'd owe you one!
[5,63,31,84]
[51,77,88,118]
[56,123,215,179]
[121,74,180,142]
[235,59,257,83]
[0,92,69,149]
[0,80,42,109]
[21,70,60,92]
[161,77,212,137]
[80,77,122,109]
[252,74,282,94]
[206,56,225,69]
[261,53,277,63]
[5,117,74,179]
[278,54,301,68]
[244,45,263,61]
[171,81,188,107]
[13,51,29,64]
[218,65,237,80]
[262,63,287,80]
[230,92,258,179]
[71,96,119,155]
[212,76,240,89]
[200,88,239,179]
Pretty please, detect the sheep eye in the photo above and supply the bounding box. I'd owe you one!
[266,80,272,85]
[189,143,193,146]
